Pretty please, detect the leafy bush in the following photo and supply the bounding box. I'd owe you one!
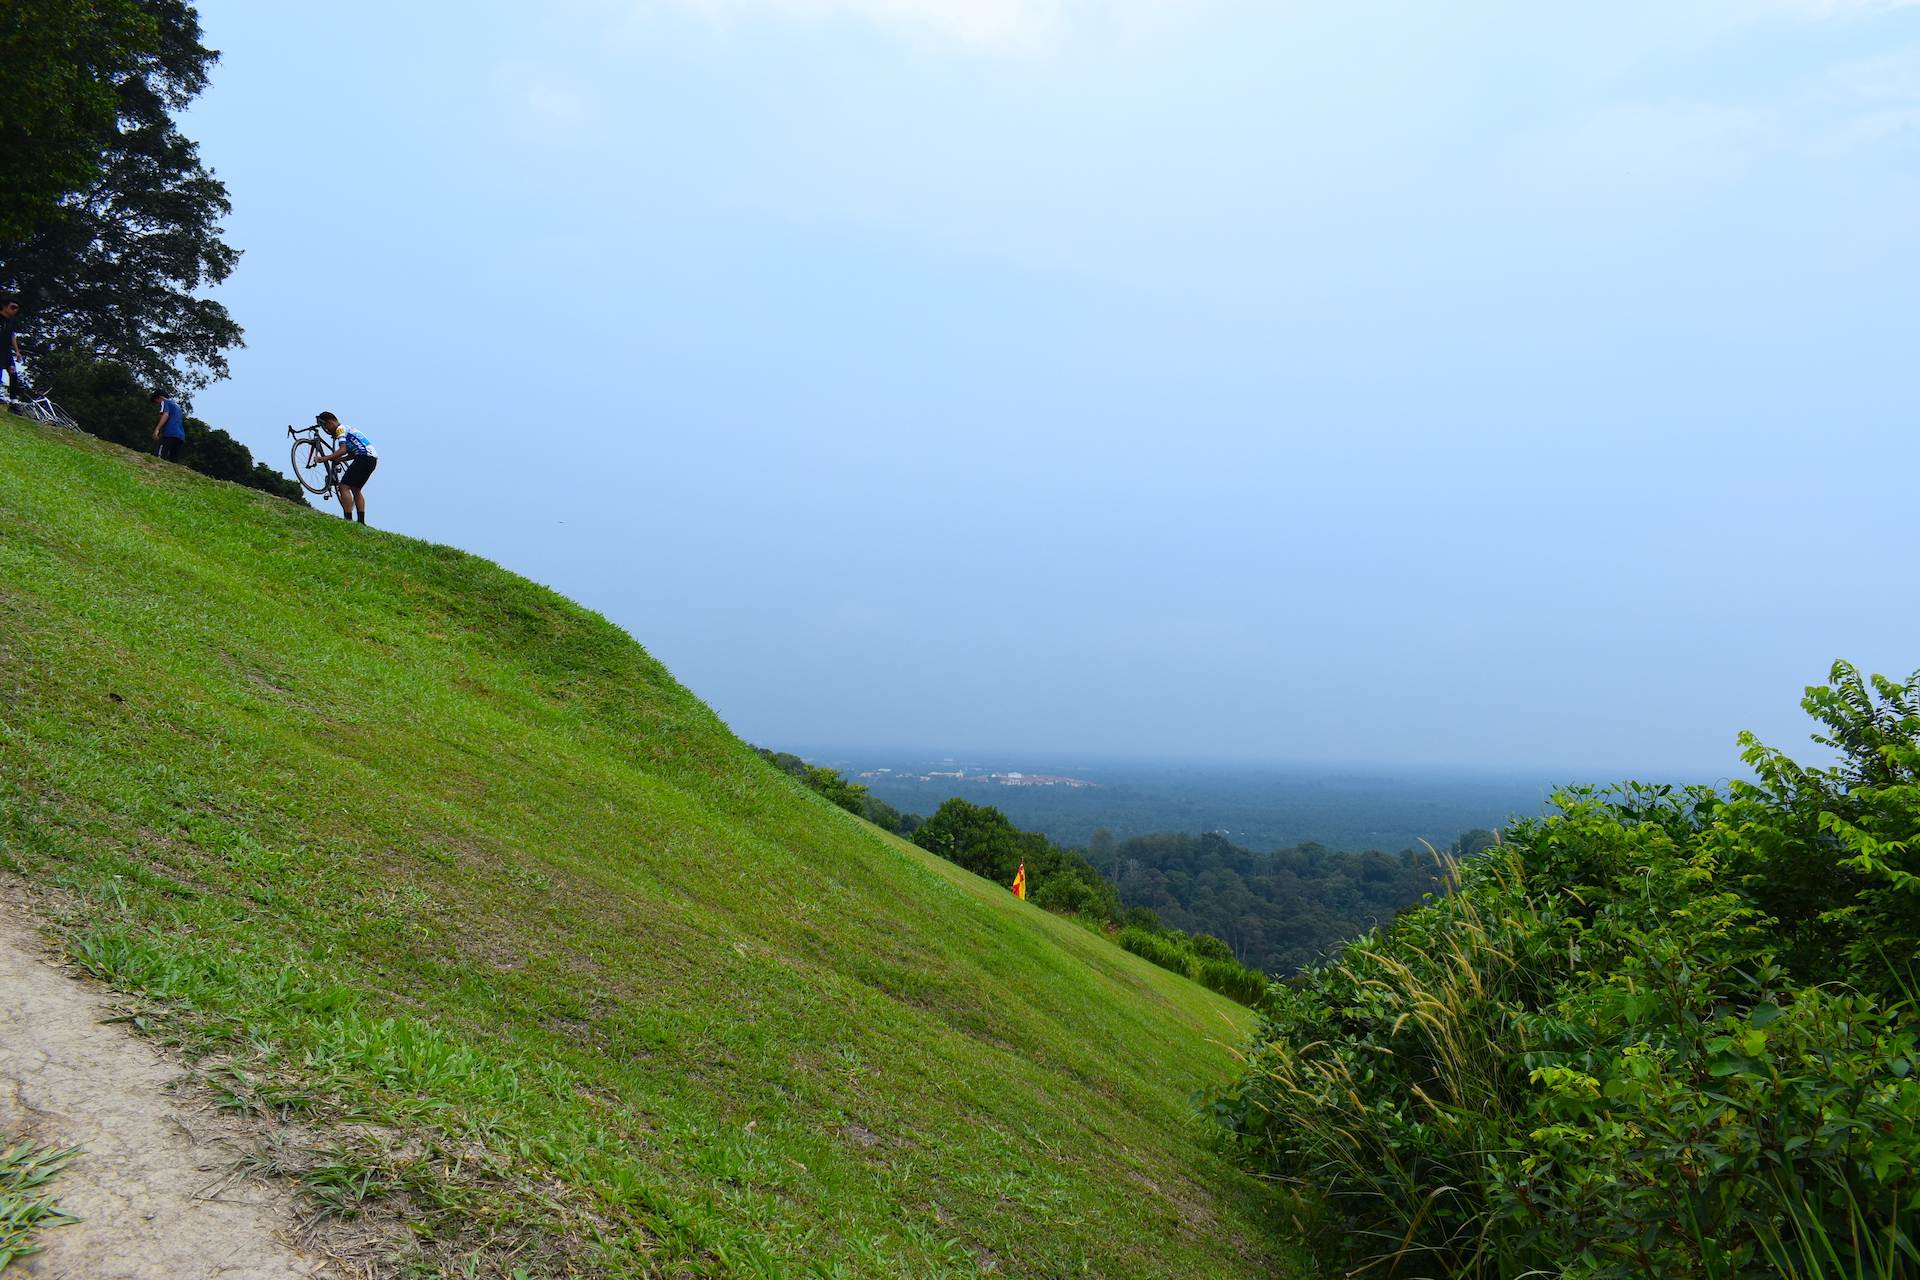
[1190,932,1236,962]
[1214,662,1920,1279]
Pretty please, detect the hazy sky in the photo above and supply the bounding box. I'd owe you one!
[183,0,1919,773]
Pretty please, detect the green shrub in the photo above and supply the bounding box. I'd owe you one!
[1213,663,1920,1279]
[1190,933,1236,962]
[1117,925,1190,976]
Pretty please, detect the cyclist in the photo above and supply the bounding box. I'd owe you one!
[313,411,378,524]
[150,390,188,461]
[0,296,29,409]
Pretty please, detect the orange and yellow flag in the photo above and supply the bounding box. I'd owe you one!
[1011,863,1028,900]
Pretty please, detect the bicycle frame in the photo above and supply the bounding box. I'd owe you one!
[20,387,79,430]
[287,424,342,499]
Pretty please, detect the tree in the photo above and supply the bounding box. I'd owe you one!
[912,798,1031,883]
[804,764,869,818]
[2,0,243,390]
[912,798,1122,920]
[0,1,154,241]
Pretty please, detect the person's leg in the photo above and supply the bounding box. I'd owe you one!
[348,457,373,523]
[337,485,355,518]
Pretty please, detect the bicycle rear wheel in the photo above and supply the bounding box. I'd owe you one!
[290,437,331,495]
[44,400,80,430]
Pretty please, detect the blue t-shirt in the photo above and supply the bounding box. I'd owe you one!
[159,398,186,440]
[340,429,376,458]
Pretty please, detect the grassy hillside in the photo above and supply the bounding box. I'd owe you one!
[0,421,1298,1279]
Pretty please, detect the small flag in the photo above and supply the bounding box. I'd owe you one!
[1011,863,1027,900]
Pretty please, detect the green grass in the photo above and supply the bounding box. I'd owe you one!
[0,1139,80,1271]
[0,422,1302,1279]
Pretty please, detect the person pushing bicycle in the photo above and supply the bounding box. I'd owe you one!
[312,411,378,524]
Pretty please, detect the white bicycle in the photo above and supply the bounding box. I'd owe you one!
[6,352,82,430]
[14,387,81,430]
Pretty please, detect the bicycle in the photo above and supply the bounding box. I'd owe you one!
[13,386,81,431]
[287,423,341,499]
[5,346,82,430]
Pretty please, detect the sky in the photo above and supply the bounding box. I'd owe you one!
[182,0,1920,774]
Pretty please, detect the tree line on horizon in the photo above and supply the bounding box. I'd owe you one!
[2,1,296,501]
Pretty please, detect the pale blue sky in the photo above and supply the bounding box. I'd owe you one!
[184,0,1919,772]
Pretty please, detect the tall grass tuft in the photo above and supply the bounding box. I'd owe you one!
[0,1139,81,1269]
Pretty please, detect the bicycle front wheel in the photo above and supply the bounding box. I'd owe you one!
[45,401,80,429]
[290,438,331,495]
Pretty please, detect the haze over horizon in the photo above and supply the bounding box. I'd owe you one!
[182,0,1918,774]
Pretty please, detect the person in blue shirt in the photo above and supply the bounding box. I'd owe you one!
[150,391,188,461]
[313,411,379,525]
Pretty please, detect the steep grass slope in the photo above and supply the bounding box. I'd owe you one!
[0,422,1296,1279]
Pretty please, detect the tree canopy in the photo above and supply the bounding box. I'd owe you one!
[0,1,154,241]
[1,0,243,390]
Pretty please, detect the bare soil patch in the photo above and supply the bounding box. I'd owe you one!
[0,901,333,1279]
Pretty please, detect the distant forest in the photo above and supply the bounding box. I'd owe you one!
[825,755,1555,853]
[761,748,1496,975]
[1087,829,1496,975]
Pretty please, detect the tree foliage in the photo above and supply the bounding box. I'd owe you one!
[0,0,154,241]
[912,798,1122,919]
[1215,662,1920,1278]
[1,0,242,390]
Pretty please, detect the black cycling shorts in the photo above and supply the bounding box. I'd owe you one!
[341,455,377,490]
[157,437,184,462]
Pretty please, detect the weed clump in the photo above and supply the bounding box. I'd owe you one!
[0,1139,80,1268]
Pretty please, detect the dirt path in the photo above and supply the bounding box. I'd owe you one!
[0,903,328,1279]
